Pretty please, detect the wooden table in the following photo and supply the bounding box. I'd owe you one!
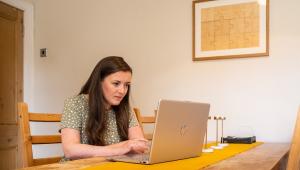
[204,143,289,170]
[20,143,289,170]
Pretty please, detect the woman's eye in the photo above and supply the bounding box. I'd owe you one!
[112,82,120,86]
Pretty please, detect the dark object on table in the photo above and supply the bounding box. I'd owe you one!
[221,136,256,144]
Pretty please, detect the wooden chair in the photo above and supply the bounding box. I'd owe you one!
[287,107,300,170]
[133,108,156,140]
[18,102,62,167]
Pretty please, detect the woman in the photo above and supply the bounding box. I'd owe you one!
[60,56,148,160]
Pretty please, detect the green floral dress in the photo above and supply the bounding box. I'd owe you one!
[60,94,138,161]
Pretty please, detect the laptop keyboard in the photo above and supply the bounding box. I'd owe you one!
[107,141,152,163]
[125,153,150,162]
[108,152,150,164]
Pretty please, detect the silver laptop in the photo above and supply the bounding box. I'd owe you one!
[107,99,210,164]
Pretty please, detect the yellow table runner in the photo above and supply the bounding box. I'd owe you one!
[84,142,262,170]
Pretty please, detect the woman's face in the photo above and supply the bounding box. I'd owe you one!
[102,71,132,108]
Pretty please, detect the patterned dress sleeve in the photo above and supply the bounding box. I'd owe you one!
[129,110,139,128]
[60,96,83,131]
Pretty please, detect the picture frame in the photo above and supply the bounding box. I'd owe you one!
[193,0,269,61]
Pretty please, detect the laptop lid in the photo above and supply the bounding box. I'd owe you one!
[148,99,210,164]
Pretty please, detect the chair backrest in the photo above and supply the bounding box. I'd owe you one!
[18,102,62,167]
[287,107,300,170]
[133,107,156,140]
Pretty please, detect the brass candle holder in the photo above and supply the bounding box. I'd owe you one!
[202,116,213,153]
[218,116,229,147]
[210,115,223,150]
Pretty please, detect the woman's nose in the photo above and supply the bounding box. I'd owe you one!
[118,85,126,94]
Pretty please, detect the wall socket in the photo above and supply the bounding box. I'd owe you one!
[40,48,47,57]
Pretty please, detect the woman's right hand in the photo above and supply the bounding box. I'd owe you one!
[123,138,149,154]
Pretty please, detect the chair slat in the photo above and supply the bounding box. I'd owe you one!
[18,102,34,166]
[140,116,156,123]
[31,135,61,144]
[18,102,63,167]
[133,108,156,140]
[29,113,61,122]
[144,133,153,140]
[33,156,62,166]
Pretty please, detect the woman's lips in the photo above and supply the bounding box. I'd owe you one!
[114,96,123,101]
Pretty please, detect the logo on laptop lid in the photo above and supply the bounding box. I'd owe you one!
[180,124,188,136]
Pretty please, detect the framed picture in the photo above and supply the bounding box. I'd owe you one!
[193,0,269,61]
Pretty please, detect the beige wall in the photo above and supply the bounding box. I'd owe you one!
[16,0,300,157]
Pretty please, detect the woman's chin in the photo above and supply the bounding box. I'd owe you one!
[110,101,121,106]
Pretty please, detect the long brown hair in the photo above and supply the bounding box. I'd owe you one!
[79,56,132,145]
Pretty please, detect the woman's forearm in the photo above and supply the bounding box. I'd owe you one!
[61,128,148,160]
[63,141,129,160]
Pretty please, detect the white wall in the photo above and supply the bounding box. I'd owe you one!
[25,0,300,152]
